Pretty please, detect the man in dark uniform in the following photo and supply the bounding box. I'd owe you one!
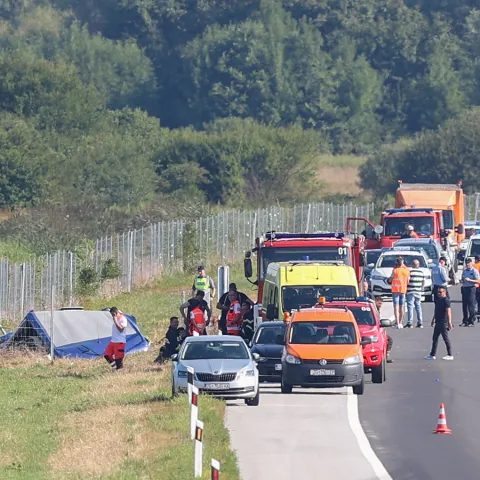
[154,317,186,363]
[425,286,454,360]
[240,302,255,343]
[217,283,253,335]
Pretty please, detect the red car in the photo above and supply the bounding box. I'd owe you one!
[320,298,390,384]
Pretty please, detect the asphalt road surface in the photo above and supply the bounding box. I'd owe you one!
[227,287,480,480]
[359,284,480,480]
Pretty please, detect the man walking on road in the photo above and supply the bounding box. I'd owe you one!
[406,259,425,328]
[460,258,480,326]
[388,257,410,329]
[425,287,454,361]
[432,257,450,301]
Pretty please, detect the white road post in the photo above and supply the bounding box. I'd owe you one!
[194,420,204,478]
[190,385,199,440]
[187,366,195,404]
[211,459,220,479]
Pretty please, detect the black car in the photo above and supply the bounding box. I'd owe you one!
[250,321,286,382]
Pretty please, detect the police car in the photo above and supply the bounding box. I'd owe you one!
[369,247,433,301]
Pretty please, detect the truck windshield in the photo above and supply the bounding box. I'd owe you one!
[378,255,427,268]
[290,321,357,345]
[260,247,350,280]
[383,217,434,236]
[282,285,357,312]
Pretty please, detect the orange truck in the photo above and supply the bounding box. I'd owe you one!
[395,181,465,245]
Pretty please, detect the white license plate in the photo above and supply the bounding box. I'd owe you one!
[275,364,282,371]
[204,383,230,390]
[310,369,335,376]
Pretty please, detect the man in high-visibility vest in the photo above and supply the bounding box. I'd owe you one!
[192,266,216,308]
[388,257,410,329]
[226,291,242,336]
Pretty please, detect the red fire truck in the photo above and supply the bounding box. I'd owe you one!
[244,231,366,303]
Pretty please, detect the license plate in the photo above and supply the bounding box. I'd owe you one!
[204,383,230,390]
[310,369,335,376]
[275,364,282,371]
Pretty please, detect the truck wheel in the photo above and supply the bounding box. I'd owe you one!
[372,359,385,384]
[352,378,365,395]
[281,377,293,394]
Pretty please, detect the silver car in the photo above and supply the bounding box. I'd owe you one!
[171,335,260,406]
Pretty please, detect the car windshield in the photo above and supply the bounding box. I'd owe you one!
[290,321,357,345]
[366,251,381,267]
[349,306,376,326]
[260,247,350,280]
[383,217,434,236]
[397,243,438,262]
[469,240,480,257]
[181,341,249,360]
[253,325,286,345]
[282,285,357,312]
[378,255,427,268]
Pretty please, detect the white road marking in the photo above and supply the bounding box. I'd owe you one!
[347,389,393,480]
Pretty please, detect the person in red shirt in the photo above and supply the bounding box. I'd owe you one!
[226,291,242,335]
[188,299,206,336]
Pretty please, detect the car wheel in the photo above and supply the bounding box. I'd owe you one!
[372,359,384,384]
[281,376,293,394]
[352,378,365,395]
[245,389,260,406]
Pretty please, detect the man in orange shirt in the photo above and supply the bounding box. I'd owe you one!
[388,257,410,329]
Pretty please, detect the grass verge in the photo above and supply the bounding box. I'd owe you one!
[0,265,255,480]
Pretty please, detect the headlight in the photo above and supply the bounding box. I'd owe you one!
[371,275,385,281]
[237,369,255,378]
[343,355,361,365]
[364,336,378,343]
[177,370,188,378]
[285,354,301,365]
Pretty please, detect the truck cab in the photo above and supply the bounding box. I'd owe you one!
[243,231,366,303]
[347,208,447,251]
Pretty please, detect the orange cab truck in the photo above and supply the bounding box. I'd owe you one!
[395,181,465,245]
[346,208,447,250]
[244,232,366,303]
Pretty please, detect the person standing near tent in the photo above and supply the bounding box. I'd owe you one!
[104,307,128,370]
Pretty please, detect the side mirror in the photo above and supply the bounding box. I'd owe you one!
[171,354,178,361]
[266,304,277,320]
[367,263,375,269]
[244,256,253,278]
[252,352,260,361]
[275,334,285,345]
[380,319,394,328]
[457,224,464,235]
[374,225,384,234]
[361,336,372,346]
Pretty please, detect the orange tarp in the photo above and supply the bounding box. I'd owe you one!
[396,190,457,209]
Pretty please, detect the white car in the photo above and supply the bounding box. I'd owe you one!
[369,247,433,301]
[171,335,260,406]
[464,234,480,266]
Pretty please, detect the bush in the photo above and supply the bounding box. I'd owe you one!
[77,267,99,296]
[101,258,122,280]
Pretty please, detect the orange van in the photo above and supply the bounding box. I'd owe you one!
[280,307,371,395]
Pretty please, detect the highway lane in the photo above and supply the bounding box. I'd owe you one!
[359,285,480,480]
[226,302,396,480]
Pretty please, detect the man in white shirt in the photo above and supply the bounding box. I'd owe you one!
[104,307,128,370]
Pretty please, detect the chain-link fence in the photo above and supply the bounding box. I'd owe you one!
[0,201,374,326]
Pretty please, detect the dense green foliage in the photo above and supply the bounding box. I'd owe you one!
[2,0,480,218]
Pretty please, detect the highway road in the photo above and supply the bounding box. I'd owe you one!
[226,286,480,480]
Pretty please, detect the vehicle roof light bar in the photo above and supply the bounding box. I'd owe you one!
[385,208,433,214]
[265,231,345,240]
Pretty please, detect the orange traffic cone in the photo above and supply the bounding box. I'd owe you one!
[433,403,452,434]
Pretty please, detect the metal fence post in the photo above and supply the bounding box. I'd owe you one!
[50,284,55,363]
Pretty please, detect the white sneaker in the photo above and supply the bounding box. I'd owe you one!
[397,323,403,329]
[424,355,436,360]
[442,355,454,361]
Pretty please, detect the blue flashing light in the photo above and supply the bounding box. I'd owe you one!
[465,221,480,226]
[385,208,433,214]
[302,256,310,261]
[265,232,345,240]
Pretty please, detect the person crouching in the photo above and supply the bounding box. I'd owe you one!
[104,307,128,370]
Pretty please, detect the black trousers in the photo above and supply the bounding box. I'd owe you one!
[476,289,480,315]
[461,287,476,325]
[430,324,452,356]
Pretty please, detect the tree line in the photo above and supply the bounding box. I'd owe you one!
[1,0,480,215]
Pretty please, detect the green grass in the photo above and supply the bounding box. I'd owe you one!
[0,241,35,262]
[315,153,367,168]
[0,263,256,480]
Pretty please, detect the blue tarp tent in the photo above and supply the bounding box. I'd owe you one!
[0,309,150,358]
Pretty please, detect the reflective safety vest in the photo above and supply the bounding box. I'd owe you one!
[391,266,410,294]
[194,276,210,291]
[189,307,205,335]
[226,300,241,335]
